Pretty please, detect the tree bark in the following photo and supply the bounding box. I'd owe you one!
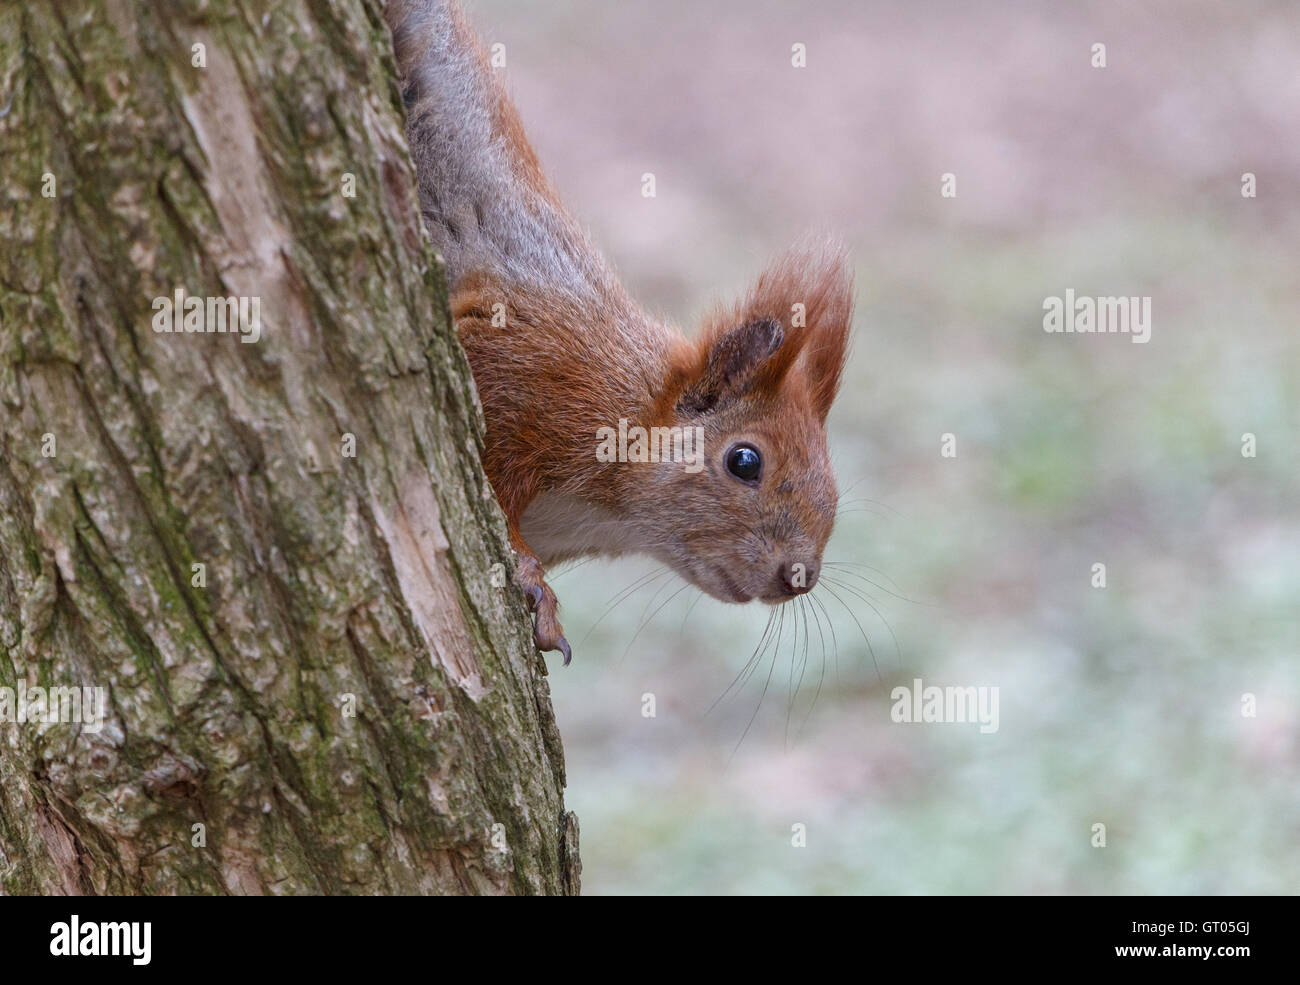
[0,0,577,895]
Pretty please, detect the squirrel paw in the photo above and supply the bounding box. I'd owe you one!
[518,564,572,665]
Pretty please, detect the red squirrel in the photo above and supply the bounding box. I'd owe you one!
[385,0,853,664]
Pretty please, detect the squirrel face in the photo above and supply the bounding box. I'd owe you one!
[644,244,853,606]
[660,386,838,604]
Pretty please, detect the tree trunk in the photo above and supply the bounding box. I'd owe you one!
[0,0,578,895]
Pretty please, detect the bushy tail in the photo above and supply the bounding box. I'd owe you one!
[383,0,609,298]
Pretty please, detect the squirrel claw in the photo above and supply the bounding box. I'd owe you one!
[530,615,572,665]
[529,605,571,665]
[516,556,571,664]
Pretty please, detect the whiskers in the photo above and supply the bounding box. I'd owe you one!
[570,564,672,650]
[553,543,920,764]
[704,557,924,762]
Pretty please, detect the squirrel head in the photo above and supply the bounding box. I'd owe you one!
[642,243,853,605]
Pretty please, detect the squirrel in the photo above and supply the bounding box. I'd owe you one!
[384,0,853,664]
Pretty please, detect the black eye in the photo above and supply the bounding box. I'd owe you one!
[725,443,763,484]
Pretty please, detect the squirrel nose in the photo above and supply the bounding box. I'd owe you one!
[778,561,817,597]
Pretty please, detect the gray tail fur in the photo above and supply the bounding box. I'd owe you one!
[384,0,615,301]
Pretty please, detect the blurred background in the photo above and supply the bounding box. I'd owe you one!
[473,0,1299,893]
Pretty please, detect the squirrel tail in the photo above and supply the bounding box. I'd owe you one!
[384,0,610,299]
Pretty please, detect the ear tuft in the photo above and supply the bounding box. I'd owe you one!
[785,243,853,422]
[685,240,853,420]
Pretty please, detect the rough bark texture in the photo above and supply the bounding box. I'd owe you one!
[0,0,578,895]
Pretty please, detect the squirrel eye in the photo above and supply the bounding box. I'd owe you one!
[725,443,763,484]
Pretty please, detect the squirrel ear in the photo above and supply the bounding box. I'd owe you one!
[746,242,853,422]
[677,317,784,414]
[793,249,853,422]
[678,242,853,418]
